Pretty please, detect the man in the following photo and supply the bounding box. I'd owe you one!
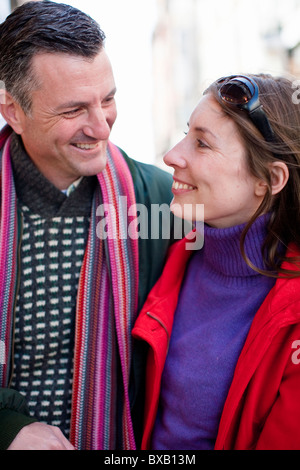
[0,1,174,450]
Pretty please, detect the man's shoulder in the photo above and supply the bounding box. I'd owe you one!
[134,159,172,183]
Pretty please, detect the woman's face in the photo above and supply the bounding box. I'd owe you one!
[164,94,266,228]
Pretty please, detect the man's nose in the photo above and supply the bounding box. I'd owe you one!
[82,107,111,141]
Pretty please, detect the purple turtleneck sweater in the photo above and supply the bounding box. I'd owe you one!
[152,215,276,450]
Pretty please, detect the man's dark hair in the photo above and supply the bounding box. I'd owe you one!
[0,1,106,113]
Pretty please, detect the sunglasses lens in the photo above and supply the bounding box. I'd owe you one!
[215,76,275,142]
[219,81,252,105]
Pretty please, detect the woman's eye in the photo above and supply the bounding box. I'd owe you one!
[197,139,208,148]
[184,131,209,149]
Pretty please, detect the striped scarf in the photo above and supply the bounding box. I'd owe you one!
[0,126,139,450]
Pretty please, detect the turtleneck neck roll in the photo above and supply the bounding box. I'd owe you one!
[195,214,271,286]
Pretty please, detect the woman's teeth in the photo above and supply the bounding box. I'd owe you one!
[173,181,194,190]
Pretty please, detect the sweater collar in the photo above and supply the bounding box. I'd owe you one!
[9,132,97,217]
[195,214,271,280]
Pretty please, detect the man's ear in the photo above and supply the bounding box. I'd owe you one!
[0,91,25,135]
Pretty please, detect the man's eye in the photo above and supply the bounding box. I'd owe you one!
[63,108,81,117]
[103,96,115,107]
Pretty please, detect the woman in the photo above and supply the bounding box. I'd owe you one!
[132,74,300,450]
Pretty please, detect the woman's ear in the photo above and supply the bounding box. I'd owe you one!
[269,161,289,195]
[0,92,25,135]
[254,161,289,197]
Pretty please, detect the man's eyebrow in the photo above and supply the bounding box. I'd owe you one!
[56,87,117,112]
[187,122,217,140]
[56,100,87,112]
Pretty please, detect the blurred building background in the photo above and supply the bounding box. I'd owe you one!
[1,0,300,166]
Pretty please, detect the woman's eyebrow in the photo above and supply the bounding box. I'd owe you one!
[187,122,217,140]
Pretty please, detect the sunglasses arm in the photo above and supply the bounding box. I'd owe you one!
[248,106,275,143]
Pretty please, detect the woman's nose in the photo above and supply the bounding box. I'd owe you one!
[163,139,188,169]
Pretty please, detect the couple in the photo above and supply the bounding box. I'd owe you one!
[1,1,300,451]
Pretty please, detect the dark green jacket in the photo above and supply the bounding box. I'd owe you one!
[0,149,175,449]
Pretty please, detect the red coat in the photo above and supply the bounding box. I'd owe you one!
[132,234,300,450]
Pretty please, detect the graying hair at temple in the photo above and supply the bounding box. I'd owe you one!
[0,1,106,113]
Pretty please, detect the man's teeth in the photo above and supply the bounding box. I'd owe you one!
[173,181,194,190]
[74,143,98,150]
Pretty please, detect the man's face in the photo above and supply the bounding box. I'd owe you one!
[15,50,117,189]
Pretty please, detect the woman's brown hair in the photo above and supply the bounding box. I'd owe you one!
[206,74,300,278]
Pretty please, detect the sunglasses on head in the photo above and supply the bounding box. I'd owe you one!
[216,75,275,143]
